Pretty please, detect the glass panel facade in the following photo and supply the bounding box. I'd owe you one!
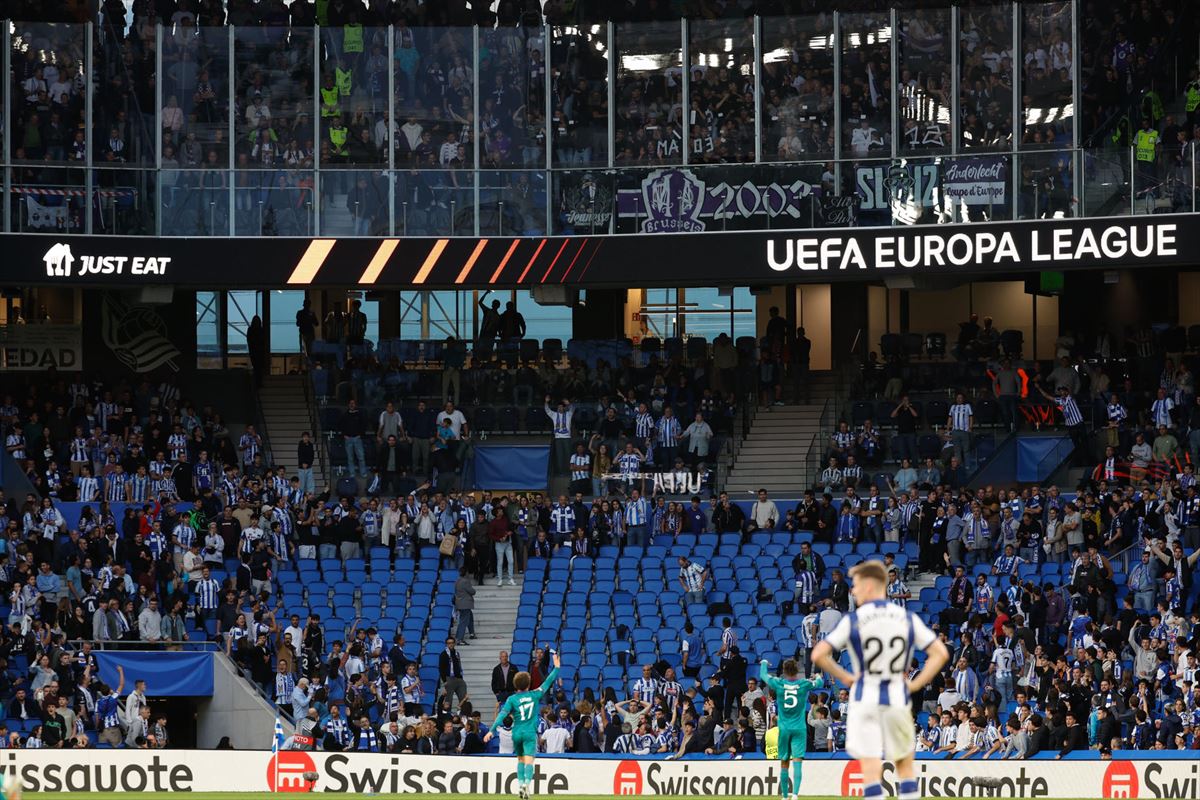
[841,13,893,159]
[0,8,1106,237]
[195,290,222,369]
[688,18,755,163]
[550,24,609,167]
[761,13,835,162]
[11,23,87,233]
[269,290,305,353]
[958,5,1014,151]
[896,7,951,154]
[479,26,545,169]
[1020,2,1073,150]
[615,22,683,165]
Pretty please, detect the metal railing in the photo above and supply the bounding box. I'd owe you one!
[302,372,331,493]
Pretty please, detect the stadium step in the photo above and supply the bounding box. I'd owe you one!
[456,574,525,711]
[260,374,329,490]
[722,371,841,494]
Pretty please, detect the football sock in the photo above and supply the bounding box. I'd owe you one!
[779,765,791,797]
[863,783,884,798]
[899,778,919,800]
[791,761,804,795]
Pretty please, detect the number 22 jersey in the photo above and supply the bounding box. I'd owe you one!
[824,599,936,707]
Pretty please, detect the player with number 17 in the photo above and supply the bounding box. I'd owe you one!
[484,649,561,800]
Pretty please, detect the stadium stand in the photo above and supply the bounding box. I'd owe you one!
[0,0,1198,765]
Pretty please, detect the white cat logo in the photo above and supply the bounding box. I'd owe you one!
[43,243,75,277]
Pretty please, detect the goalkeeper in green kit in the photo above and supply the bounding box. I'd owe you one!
[484,650,561,800]
[760,658,823,800]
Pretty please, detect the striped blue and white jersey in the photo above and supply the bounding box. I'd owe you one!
[823,599,936,707]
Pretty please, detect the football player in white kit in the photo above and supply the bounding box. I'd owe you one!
[812,561,949,800]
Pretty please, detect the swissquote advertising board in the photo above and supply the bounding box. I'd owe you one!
[4,749,1198,797]
[9,213,1199,289]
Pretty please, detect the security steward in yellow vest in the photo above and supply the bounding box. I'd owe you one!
[1133,118,1160,188]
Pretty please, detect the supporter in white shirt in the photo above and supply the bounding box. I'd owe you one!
[542,725,570,753]
[437,403,467,437]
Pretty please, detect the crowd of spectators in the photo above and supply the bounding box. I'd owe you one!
[4,0,1198,234]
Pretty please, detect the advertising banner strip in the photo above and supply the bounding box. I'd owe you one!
[4,748,1198,797]
[12,214,1199,289]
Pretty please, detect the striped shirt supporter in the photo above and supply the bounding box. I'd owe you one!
[720,625,737,656]
[954,667,979,701]
[616,452,642,480]
[798,612,818,648]
[240,527,263,554]
[146,531,168,559]
[8,587,25,617]
[570,453,590,481]
[635,412,655,441]
[549,405,573,437]
[1056,394,1084,427]
[680,561,705,592]
[888,578,909,607]
[274,508,293,537]
[193,461,214,489]
[1150,398,1175,428]
[77,476,99,501]
[656,415,680,446]
[105,472,126,502]
[70,437,89,463]
[361,510,379,538]
[937,725,958,750]
[97,402,119,431]
[128,475,150,502]
[193,577,221,609]
[1107,402,1127,424]
[173,523,195,549]
[326,717,351,747]
[168,433,188,461]
[239,433,259,462]
[155,477,178,499]
[832,430,855,449]
[993,553,1021,575]
[400,673,423,704]
[270,530,289,557]
[550,505,575,536]
[949,403,973,431]
[5,434,25,460]
[459,506,476,527]
[992,644,1014,678]
[274,672,295,704]
[625,497,648,526]
[632,676,658,703]
[271,475,288,498]
[794,569,817,605]
[382,685,403,716]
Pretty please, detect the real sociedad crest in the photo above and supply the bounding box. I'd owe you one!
[101,294,180,373]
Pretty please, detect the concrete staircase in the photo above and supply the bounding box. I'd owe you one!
[456,574,523,717]
[260,374,327,489]
[318,193,356,235]
[723,375,839,496]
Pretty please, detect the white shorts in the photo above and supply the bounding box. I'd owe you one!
[846,702,916,761]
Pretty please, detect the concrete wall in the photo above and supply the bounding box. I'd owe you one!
[196,653,288,749]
